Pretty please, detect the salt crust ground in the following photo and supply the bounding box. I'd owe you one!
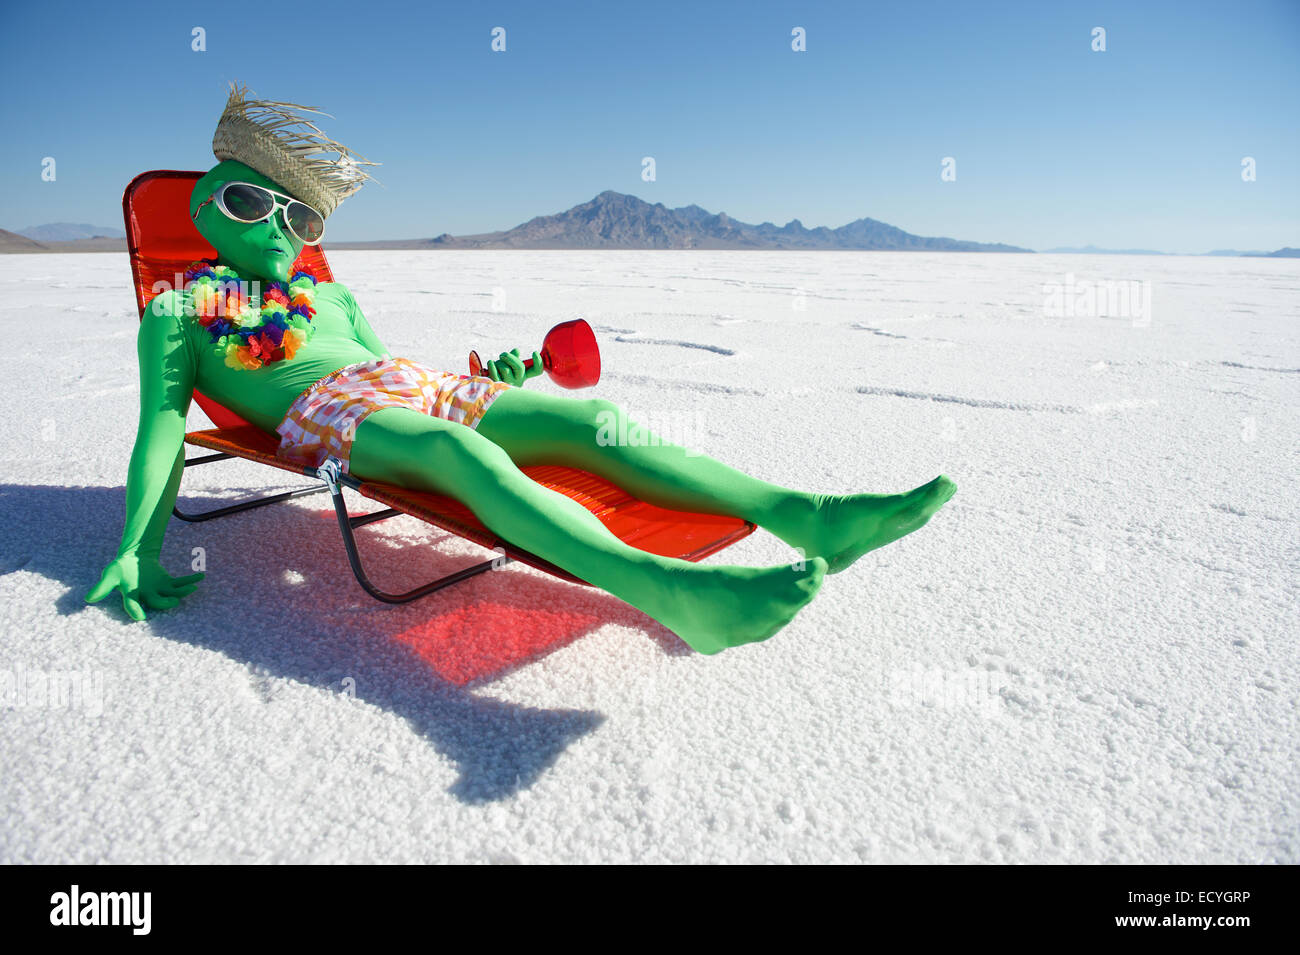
[1,251,1295,863]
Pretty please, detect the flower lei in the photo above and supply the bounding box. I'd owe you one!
[182,259,318,370]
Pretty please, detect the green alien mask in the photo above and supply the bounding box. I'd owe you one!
[190,159,308,284]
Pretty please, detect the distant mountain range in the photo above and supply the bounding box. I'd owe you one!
[18,222,125,241]
[3,199,1296,256]
[0,227,124,252]
[354,191,1031,252]
[1044,244,1299,257]
[0,228,47,252]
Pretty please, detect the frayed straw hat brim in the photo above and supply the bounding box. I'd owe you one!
[211,82,378,218]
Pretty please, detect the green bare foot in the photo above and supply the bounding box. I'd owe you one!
[774,475,957,574]
[648,557,829,655]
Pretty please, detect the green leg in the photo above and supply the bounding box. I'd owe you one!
[479,391,804,530]
[476,388,957,573]
[348,406,828,654]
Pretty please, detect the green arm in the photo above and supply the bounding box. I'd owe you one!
[119,292,194,556]
[85,292,205,620]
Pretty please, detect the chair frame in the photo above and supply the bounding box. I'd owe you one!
[172,452,505,603]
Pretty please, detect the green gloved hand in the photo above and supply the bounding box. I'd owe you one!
[86,552,204,622]
[484,348,543,387]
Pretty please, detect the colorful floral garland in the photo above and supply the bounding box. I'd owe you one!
[182,259,318,370]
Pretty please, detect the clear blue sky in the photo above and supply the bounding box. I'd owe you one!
[2,0,1297,251]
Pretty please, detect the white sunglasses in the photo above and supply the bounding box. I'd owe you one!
[193,181,326,245]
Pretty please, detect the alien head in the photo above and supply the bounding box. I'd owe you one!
[190,159,306,283]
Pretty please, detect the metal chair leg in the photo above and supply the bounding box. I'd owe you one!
[318,458,511,604]
[172,451,331,522]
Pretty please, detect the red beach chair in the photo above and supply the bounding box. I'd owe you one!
[122,170,756,602]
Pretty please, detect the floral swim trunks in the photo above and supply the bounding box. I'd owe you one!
[275,356,511,473]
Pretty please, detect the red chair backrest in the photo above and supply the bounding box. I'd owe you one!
[122,170,336,429]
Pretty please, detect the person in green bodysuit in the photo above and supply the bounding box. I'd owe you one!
[86,87,957,655]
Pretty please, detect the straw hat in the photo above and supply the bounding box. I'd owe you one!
[211,82,378,218]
